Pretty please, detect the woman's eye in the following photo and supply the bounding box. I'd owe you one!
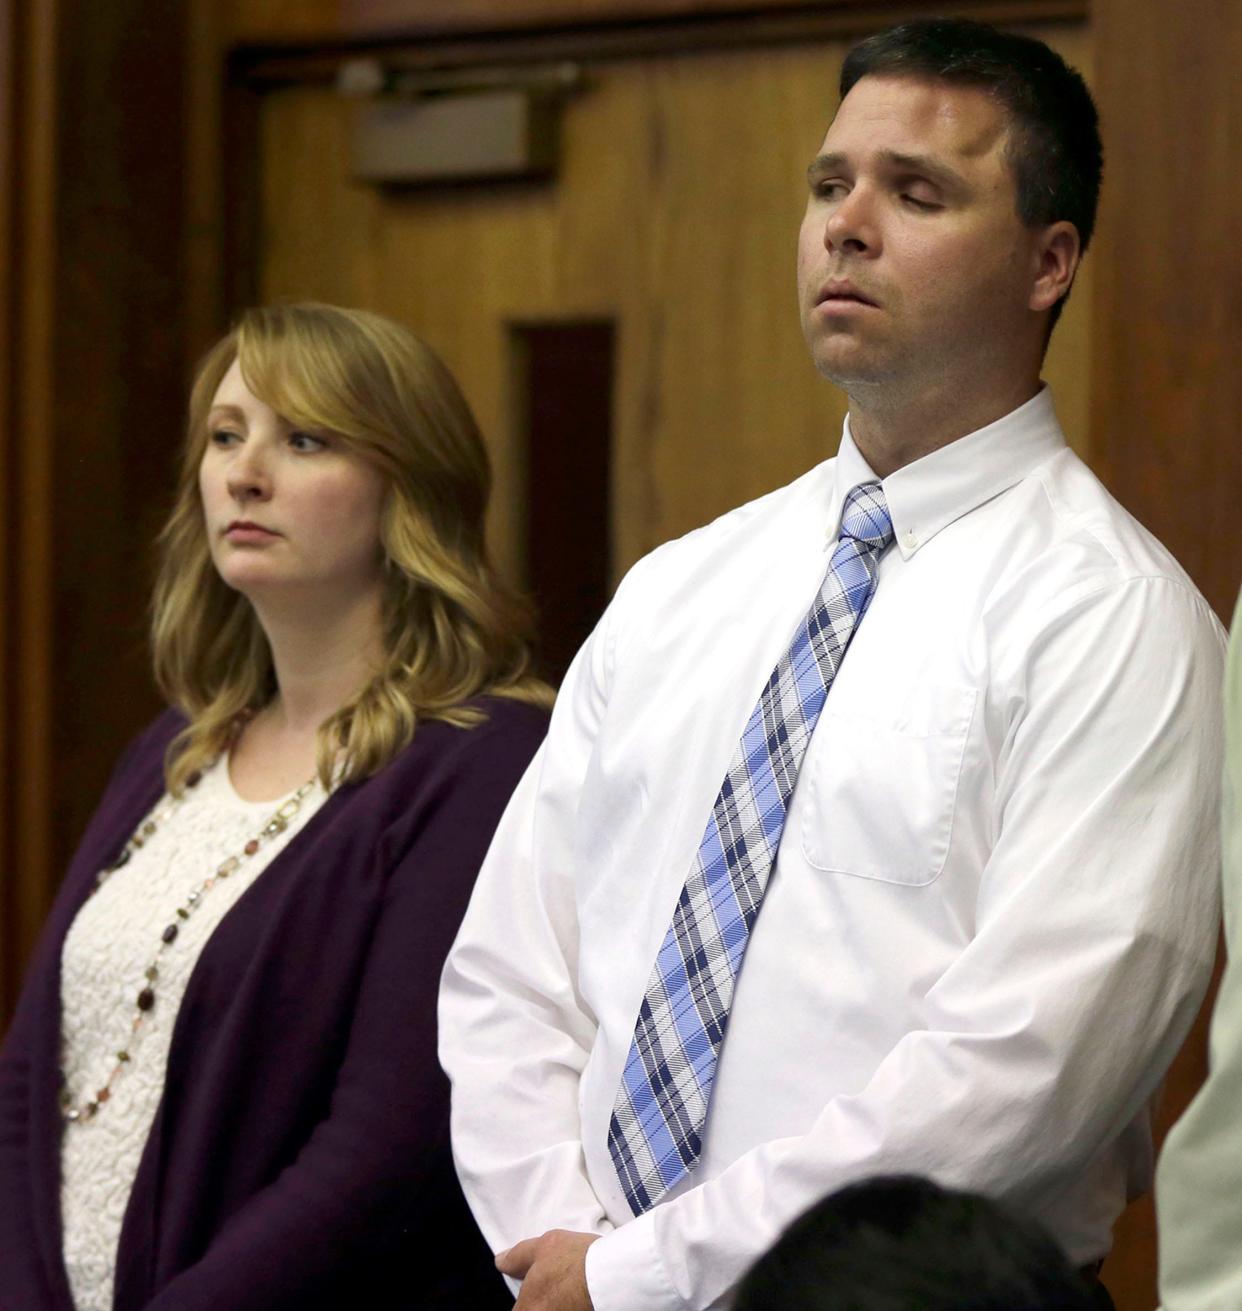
[209,428,240,446]
[289,431,327,453]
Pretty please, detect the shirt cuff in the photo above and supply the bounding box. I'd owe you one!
[585,1213,682,1311]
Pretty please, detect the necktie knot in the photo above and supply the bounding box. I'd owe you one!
[839,482,893,551]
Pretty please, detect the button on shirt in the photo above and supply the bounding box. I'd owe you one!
[439,388,1225,1311]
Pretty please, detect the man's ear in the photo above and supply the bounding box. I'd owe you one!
[1029,220,1081,313]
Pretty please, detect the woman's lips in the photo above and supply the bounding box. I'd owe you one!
[224,521,280,542]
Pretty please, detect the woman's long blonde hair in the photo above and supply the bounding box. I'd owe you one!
[152,302,550,792]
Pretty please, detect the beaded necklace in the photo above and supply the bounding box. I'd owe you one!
[59,765,317,1124]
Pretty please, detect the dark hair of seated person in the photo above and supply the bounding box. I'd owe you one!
[733,1175,1099,1311]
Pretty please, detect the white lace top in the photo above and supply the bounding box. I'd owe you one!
[58,756,327,1311]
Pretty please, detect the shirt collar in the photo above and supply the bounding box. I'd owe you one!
[830,386,1067,560]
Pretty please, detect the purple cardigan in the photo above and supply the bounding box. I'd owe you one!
[0,698,546,1310]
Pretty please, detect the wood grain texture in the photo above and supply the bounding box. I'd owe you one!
[225,0,1086,45]
[41,0,186,900]
[0,0,57,1023]
[1089,1,1242,1304]
[186,0,229,365]
[0,0,189,1024]
[233,7,1088,91]
[0,0,16,1018]
[13,0,55,1012]
[1091,0,1242,623]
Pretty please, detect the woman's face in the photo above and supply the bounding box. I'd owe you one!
[199,358,388,609]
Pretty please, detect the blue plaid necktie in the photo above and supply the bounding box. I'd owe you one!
[607,482,893,1214]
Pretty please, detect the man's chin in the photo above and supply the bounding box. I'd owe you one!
[808,344,891,390]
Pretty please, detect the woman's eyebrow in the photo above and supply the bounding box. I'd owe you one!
[206,404,245,422]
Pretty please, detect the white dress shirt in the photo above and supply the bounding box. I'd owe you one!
[1156,585,1242,1310]
[439,388,1225,1311]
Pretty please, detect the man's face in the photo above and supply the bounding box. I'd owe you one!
[796,75,1044,395]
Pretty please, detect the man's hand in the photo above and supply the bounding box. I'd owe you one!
[497,1229,599,1311]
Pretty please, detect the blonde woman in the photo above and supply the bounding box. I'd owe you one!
[0,303,550,1310]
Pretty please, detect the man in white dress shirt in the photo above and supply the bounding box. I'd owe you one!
[439,19,1225,1311]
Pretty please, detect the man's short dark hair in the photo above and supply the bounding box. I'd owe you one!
[733,1175,1100,1311]
[841,18,1102,327]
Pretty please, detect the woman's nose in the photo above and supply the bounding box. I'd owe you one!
[225,444,272,502]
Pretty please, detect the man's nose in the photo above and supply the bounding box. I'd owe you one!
[824,186,877,256]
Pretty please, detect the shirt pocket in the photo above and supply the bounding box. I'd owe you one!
[799,681,977,886]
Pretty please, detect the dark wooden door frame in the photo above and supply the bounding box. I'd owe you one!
[0,0,190,1022]
[225,0,1087,46]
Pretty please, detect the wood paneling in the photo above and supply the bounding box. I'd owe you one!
[186,0,229,365]
[0,0,190,1023]
[12,0,56,1021]
[40,0,188,939]
[0,0,57,1023]
[0,0,15,1016]
[225,0,1086,46]
[1091,0,1242,622]
[1089,2,1242,1303]
[230,0,1080,40]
